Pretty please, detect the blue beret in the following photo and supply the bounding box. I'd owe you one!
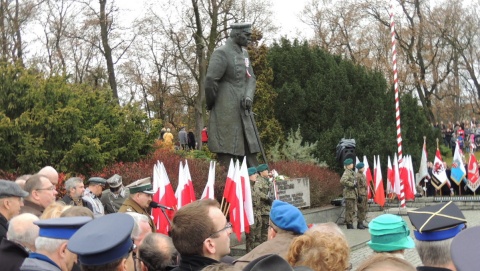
[248,167,258,176]
[35,216,92,239]
[270,200,307,234]
[68,213,134,266]
[343,158,353,166]
[256,164,269,172]
[356,162,364,169]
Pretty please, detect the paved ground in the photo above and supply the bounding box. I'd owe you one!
[345,210,480,270]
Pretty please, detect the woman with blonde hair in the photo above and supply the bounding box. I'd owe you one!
[39,201,71,219]
[287,230,350,271]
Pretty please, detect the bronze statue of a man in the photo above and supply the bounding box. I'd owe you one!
[205,22,261,167]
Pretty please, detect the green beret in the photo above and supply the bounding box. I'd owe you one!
[356,162,365,169]
[343,158,353,166]
[248,167,258,176]
[256,164,268,172]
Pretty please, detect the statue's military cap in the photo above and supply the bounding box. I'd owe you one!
[407,201,466,241]
[231,22,252,29]
[68,213,135,266]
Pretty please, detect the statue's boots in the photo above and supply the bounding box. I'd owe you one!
[346,224,354,229]
[357,222,366,230]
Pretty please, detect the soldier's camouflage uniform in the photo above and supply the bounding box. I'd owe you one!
[340,168,356,225]
[356,171,368,223]
[248,175,272,251]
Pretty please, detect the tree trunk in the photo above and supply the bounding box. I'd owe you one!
[99,0,118,102]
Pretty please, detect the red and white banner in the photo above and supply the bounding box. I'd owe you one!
[467,153,480,192]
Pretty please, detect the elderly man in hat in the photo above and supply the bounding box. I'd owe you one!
[119,178,156,232]
[340,158,357,229]
[169,199,232,271]
[205,22,261,168]
[82,177,106,216]
[0,180,29,239]
[252,164,273,248]
[234,200,308,269]
[355,162,368,229]
[367,214,415,258]
[21,174,58,217]
[0,213,39,270]
[101,174,130,214]
[68,213,136,271]
[20,216,91,271]
[408,201,466,271]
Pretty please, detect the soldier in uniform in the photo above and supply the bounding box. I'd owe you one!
[100,174,130,214]
[118,177,156,232]
[355,162,368,229]
[82,177,106,216]
[340,158,356,229]
[245,167,259,252]
[252,164,273,246]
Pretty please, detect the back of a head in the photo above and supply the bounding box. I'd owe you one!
[60,206,94,218]
[355,253,416,271]
[287,231,349,271]
[307,222,345,237]
[37,166,59,185]
[40,201,70,219]
[7,213,39,249]
[201,263,239,271]
[170,199,219,256]
[125,212,151,240]
[139,233,178,271]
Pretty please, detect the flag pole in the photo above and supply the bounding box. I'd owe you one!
[390,1,406,208]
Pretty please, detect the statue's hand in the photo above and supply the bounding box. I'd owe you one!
[242,97,253,110]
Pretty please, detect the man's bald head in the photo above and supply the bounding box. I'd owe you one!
[38,166,59,186]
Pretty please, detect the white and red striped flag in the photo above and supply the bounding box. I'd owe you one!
[152,161,177,234]
[363,156,373,199]
[467,153,480,192]
[240,157,254,233]
[201,161,216,200]
[374,155,386,207]
[225,160,245,241]
[387,156,394,195]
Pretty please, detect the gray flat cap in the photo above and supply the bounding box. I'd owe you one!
[231,22,252,29]
[0,179,29,198]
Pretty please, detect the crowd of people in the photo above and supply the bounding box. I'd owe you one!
[435,119,480,154]
[159,126,208,151]
[0,163,478,271]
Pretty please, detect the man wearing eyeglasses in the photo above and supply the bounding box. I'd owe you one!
[0,180,29,239]
[169,199,232,271]
[20,174,58,217]
[82,177,106,216]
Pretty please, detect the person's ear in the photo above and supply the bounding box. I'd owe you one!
[203,238,216,255]
[59,242,68,259]
[119,257,128,271]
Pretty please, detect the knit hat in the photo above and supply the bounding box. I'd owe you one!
[343,158,353,166]
[367,214,415,252]
[248,167,258,176]
[270,200,308,234]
